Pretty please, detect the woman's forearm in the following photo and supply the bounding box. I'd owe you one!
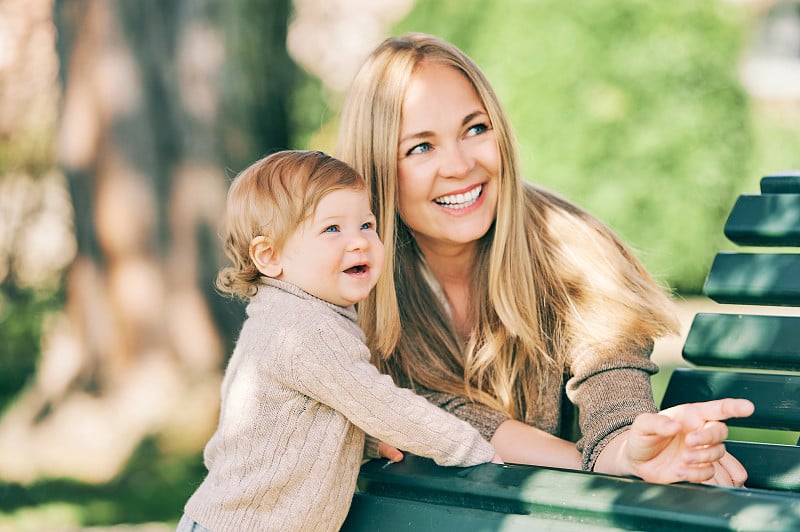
[489,419,582,469]
[592,430,631,476]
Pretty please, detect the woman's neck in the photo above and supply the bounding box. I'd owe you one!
[417,240,476,339]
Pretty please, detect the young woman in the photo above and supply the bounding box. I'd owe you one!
[337,33,753,486]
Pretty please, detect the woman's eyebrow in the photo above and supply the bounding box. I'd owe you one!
[399,110,488,145]
[462,109,487,126]
[398,130,433,145]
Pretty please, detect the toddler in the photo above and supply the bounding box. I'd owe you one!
[177,150,497,532]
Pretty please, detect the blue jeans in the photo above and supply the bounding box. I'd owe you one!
[176,514,212,532]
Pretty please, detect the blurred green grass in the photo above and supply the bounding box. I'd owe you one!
[0,439,203,530]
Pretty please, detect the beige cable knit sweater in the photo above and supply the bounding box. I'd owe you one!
[182,279,494,532]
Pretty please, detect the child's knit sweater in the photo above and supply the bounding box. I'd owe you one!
[183,279,494,531]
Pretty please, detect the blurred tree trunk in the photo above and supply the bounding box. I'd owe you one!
[0,0,296,483]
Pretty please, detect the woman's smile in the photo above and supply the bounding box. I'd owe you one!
[434,183,484,210]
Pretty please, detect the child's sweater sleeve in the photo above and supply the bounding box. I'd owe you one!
[291,324,495,467]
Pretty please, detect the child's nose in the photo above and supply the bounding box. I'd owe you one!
[348,232,369,251]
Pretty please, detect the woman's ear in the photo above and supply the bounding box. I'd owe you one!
[250,236,283,278]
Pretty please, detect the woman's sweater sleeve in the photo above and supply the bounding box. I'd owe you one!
[416,388,509,443]
[565,341,660,471]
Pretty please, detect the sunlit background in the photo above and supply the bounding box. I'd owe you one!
[0,0,798,529]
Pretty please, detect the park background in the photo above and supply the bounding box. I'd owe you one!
[0,0,799,529]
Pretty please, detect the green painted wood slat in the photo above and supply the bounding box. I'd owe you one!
[342,456,800,531]
[661,368,800,431]
[724,441,800,492]
[683,313,800,371]
[760,171,800,194]
[703,252,800,306]
[724,194,800,246]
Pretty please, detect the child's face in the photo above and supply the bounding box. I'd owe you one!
[275,187,384,307]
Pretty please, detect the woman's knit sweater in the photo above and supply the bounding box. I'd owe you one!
[183,279,494,531]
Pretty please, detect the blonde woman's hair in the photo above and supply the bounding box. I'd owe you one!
[337,33,679,419]
[217,150,365,299]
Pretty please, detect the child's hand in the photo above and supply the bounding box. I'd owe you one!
[377,441,404,462]
[490,453,504,464]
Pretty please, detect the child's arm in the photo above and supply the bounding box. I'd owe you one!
[363,434,403,461]
[293,337,497,467]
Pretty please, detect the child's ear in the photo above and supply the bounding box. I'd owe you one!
[250,236,283,278]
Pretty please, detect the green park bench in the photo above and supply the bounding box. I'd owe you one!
[342,171,800,531]
[660,169,800,494]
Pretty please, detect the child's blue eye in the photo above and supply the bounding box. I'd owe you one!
[324,225,340,233]
[360,222,374,231]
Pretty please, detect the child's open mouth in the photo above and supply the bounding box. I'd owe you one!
[344,264,368,275]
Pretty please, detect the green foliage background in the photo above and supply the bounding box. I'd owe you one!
[391,0,751,293]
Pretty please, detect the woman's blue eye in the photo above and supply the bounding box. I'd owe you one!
[324,225,340,233]
[467,123,488,136]
[407,142,431,156]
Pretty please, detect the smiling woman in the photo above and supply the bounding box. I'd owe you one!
[337,32,755,487]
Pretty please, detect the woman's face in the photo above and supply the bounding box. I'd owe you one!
[396,61,500,257]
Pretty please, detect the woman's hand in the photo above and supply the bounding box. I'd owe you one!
[598,398,754,486]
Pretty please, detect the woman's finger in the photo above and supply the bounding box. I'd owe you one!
[685,420,728,447]
[718,451,748,487]
[701,461,734,487]
[631,412,681,438]
[691,399,755,423]
[683,462,716,484]
[683,442,726,465]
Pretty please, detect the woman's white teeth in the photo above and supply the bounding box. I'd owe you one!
[435,185,482,209]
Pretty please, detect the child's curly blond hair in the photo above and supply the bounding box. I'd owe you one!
[217,150,366,299]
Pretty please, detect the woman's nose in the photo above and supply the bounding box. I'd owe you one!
[440,142,472,178]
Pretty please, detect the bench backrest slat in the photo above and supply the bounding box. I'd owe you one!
[682,313,800,371]
[703,253,800,305]
[724,194,800,246]
[724,441,800,492]
[760,171,800,194]
[661,368,800,431]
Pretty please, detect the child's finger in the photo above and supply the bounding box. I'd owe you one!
[377,442,404,462]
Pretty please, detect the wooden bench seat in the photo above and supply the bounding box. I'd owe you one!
[343,456,800,531]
